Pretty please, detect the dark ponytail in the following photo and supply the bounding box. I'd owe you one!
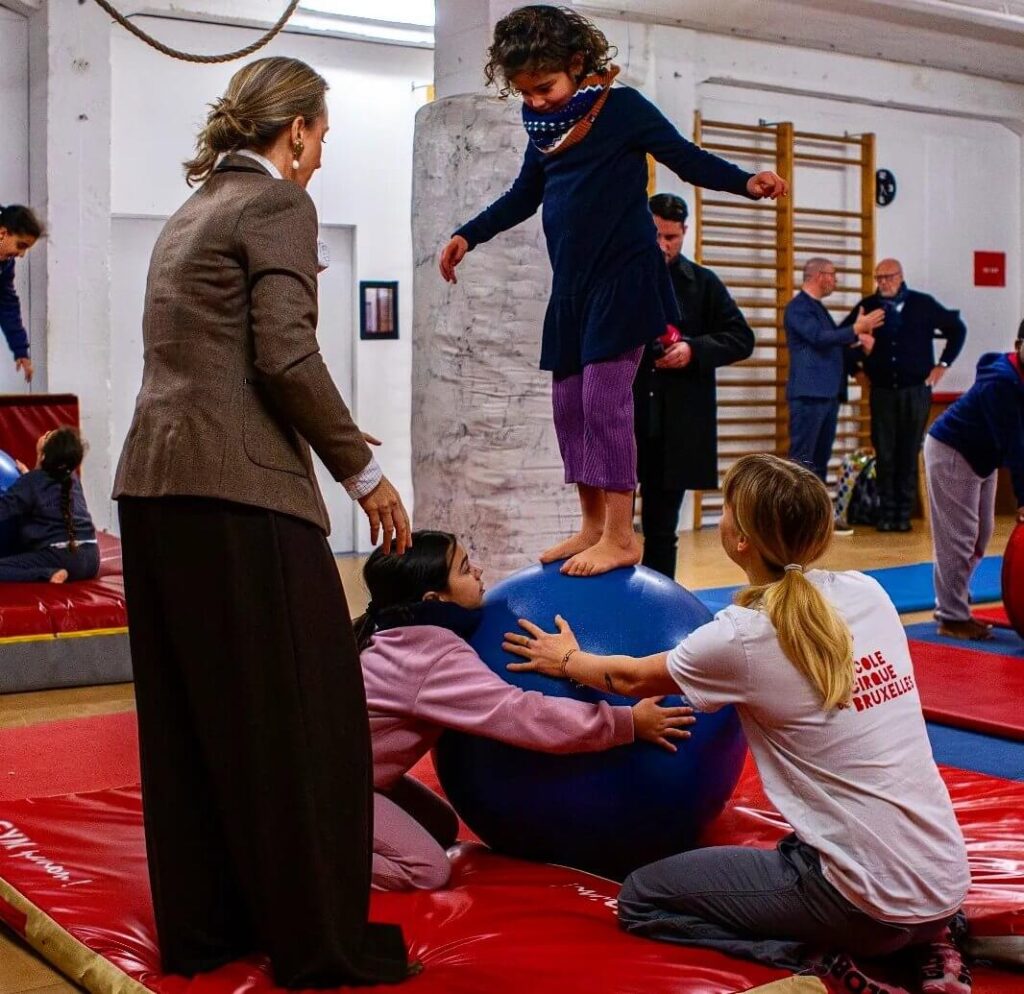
[39,427,85,553]
[0,205,44,239]
[354,530,458,650]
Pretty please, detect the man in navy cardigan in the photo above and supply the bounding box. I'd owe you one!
[843,259,966,532]
[784,257,882,488]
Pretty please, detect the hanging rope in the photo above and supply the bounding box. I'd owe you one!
[89,0,301,64]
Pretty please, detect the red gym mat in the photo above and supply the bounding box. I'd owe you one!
[908,639,1024,741]
[974,605,1012,628]
[0,786,792,994]
[2,714,1023,993]
[0,710,139,801]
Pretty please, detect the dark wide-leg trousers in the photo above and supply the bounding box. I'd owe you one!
[118,496,407,988]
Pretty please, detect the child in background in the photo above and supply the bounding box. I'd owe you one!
[924,319,1024,640]
[505,453,971,994]
[440,4,786,577]
[0,427,100,583]
[355,529,694,890]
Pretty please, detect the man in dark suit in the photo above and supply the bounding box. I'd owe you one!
[843,258,966,532]
[785,257,882,485]
[634,193,754,579]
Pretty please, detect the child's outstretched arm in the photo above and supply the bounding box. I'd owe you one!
[505,615,679,698]
[412,635,692,753]
[439,146,546,283]
[624,89,786,200]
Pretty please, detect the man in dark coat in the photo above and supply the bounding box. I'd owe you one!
[634,194,755,579]
[843,258,966,532]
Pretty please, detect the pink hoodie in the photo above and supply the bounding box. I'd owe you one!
[361,625,635,790]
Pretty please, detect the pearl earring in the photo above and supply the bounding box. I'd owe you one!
[291,139,304,171]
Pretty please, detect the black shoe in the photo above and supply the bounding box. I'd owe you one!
[895,519,912,532]
[876,519,895,532]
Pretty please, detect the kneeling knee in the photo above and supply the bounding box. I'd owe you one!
[617,870,655,926]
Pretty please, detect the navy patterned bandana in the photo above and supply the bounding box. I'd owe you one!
[522,66,619,156]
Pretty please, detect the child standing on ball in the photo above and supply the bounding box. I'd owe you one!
[355,529,694,891]
[505,454,971,993]
[440,5,786,577]
[0,427,99,583]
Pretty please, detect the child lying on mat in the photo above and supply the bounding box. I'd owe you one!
[924,318,1024,641]
[0,427,99,584]
[355,529,694,891]
[505,453,972,994]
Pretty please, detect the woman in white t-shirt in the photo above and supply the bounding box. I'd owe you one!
[503,453,971,993]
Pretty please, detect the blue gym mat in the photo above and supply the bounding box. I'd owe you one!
[905,619,1024,657]
[926,722,1024,782]
[694,555,1004,615]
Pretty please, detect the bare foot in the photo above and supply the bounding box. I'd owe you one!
[49,569,69,584]
[937,618,993,641]
[539,529,601,564]
[560,536,642,577]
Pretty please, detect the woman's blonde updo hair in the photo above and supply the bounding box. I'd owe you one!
[722,453,854,710]
[184,56,328,187]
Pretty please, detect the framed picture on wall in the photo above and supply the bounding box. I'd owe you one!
[360,281,399,340]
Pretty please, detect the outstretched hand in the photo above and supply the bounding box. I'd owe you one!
[504,614,579,677]
[632,697,696,753]
[853,306,885,336]
[747,171,788,200]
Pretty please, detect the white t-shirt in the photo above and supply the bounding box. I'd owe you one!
[667,569,970,924]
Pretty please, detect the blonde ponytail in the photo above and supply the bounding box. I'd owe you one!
[184,57,328,186]
[725,454,854,710]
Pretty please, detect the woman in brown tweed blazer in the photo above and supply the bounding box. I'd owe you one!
[114,58,410,987]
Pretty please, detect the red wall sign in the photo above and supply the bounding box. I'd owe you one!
[974,251,1006,287]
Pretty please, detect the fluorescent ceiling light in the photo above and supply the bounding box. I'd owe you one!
[299,0,435,26]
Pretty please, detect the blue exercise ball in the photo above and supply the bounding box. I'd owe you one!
[0,450,21,555]
[0,449,19,492]
[434,563,748,880]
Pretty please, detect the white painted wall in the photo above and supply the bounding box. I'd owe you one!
[0,6,31,398]
[7,2,1022,543]
[696,83,1020,394]
[631,24,1024,391]
[110,16,431,548]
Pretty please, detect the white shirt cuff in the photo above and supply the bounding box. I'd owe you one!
[343,457,383,500]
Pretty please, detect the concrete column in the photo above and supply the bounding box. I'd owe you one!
[434,0,518,98]
[27,2,113,528]
[411,95,577,579]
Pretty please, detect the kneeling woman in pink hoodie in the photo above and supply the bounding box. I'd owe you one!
[356,530,695,891]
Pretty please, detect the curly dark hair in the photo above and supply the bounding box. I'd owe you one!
[484,5,615,98]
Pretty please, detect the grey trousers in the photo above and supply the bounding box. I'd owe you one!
[618,834,951,973]
[923,434,998,623]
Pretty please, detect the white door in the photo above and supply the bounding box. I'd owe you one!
[109,216,358,551]
[0,6,32,397]
[310,224,357,553]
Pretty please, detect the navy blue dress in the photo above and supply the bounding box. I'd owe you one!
[455,86,754,377]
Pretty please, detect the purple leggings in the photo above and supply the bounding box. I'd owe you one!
[551,346,644,492]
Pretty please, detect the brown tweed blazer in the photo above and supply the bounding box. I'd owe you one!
[113,155,371,533]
